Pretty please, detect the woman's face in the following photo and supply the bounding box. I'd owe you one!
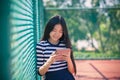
[49,24,63,44]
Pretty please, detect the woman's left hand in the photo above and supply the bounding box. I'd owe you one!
[59,48,71,62]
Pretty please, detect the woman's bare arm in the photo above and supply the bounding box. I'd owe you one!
[39,57,54,75]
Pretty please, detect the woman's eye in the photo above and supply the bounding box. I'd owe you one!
[52,29,63,33]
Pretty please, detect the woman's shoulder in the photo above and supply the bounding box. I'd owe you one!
[37,40,48,46]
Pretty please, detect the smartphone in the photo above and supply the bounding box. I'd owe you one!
[56,48,71,55]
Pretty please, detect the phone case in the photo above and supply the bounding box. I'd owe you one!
[56,48,70,54]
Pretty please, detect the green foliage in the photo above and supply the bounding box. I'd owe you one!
[74,51,120,59]
[43,0,120,54]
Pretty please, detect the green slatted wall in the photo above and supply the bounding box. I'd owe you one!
[0,0,44,80]
[10,0,35,80]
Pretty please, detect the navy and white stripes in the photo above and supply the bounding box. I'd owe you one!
[36,40,68,72]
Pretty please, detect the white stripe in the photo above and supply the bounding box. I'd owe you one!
[43,54,50,57]
[37,53,43,56]
[44,51,53,53]
[53,61,66,64]
[40,58,66,63]
[50,63,67,68]
[36,45,42,48]
[37,66,40,68]
[48,67,67,72]
[37,62,43,65]
[36,50,42,53]
[37,58,43,60]
[46,47,58,49]
[47,46,65,49]
[60,43,65,46]
[43,43,49,46]
[37,45,45,50]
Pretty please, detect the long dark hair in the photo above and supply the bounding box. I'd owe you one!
[41,15,76,74]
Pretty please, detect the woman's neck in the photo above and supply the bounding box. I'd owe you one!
[48,39,59,45]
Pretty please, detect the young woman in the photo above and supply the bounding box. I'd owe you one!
[36,15,76,80]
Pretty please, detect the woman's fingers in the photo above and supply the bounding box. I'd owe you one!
[50,49,71,62]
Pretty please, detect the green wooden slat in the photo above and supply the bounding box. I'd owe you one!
[10,0,36,80]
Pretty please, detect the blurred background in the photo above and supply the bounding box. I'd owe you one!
[43,0,120,60]
[0,0,120,80]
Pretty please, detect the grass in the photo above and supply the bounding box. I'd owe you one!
[73,51,120,60]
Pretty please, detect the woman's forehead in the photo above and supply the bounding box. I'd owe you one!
[54,24,63,29]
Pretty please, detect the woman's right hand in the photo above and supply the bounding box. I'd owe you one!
[49,51,64,62]
[39,51,59,75]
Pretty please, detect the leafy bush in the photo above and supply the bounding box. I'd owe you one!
[73,51,120,60]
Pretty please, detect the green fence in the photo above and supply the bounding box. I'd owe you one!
[0,0,44,80]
